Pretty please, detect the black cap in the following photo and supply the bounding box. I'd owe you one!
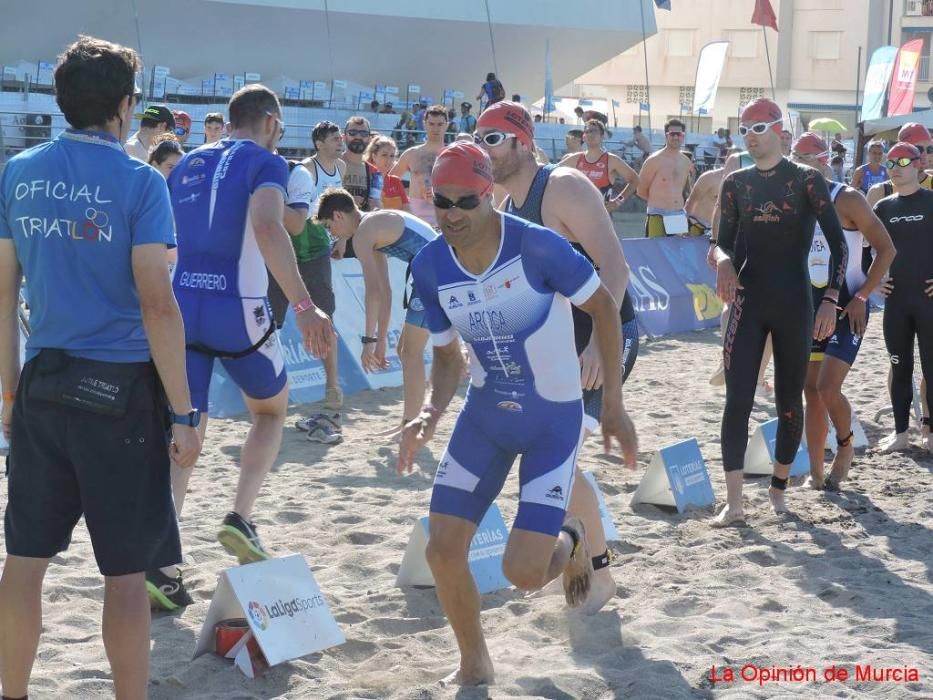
[134,104,176,128]
[461,101,472,109]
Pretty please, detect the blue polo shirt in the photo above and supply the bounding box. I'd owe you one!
[0,129,176,362]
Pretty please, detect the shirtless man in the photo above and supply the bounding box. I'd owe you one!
[637,118,693,237]
[389,104,449,226]
[684,166,722,236]
[559,119,638,212]
[475,101,639,615]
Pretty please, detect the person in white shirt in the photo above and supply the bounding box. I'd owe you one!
[124,104,174,160]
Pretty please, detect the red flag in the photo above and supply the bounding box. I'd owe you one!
[887,39,925,116]
[752,0,778,31]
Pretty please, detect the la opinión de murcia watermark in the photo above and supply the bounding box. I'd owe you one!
[709,664,921,686]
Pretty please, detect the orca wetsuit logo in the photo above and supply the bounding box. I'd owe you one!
[889,215,924,223]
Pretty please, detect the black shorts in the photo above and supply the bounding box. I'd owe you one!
[268,255,336,328]
[4,354,182,577]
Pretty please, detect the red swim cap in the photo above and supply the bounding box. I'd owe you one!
[886,141,921,162]
[740,98,783,134]
[897,122,931,145]
[791,132,830,164]
[431,142,494,196]
[475,101,535,148]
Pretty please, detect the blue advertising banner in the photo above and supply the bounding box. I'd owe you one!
[621,237,722,337]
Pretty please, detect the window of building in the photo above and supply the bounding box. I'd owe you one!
[666,29,695,57]
[626,85,648,104]
[738,87,767,107]
[809,31,842,60]
[727,30,758,59]
[679,86,695,109]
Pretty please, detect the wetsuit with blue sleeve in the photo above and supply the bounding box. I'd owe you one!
[718,158,848,471]
[168,139,290,411]
[411,213,601,537]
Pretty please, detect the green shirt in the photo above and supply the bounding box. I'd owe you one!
[293,219,331,263]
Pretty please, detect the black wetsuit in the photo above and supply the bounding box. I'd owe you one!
[504,163,638,425]
[874,188,933,433]
[718,158,847,471]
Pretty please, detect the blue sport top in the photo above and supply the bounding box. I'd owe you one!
[411,213,599,403]
[0,129,176,362]
[168,139,289,299]
[856,163,888,194]
[374,210,437,261]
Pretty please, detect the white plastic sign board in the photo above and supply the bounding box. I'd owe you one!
[194,554,344,669]
[582,471,619,541]
[397,503,510,594]
[744,418,809,477]
[631,438,714,513]
[825,414,869,452]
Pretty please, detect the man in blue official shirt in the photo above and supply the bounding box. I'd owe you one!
[0,36,200,699]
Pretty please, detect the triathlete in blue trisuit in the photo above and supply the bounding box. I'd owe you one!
[398,142,637,687]
[315,191,437,427]
[163,85,334,607]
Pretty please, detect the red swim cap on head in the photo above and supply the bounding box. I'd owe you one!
[475,101,535,148]
[172,110,192,129]
[791,132,829,164]
[740,98,783,134]
[432,142,495,195]
[887,141,921,162]
[897,122,931,145]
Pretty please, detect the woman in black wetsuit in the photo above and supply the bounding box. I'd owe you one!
[710,99,848,526]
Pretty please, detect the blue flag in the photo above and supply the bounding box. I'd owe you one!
[544,38,553,115]
[655,0,672,9]
[639,102,650,111]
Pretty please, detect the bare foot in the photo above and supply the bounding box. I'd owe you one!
[710,504,745,528]
[581,568,615,616]
[804,474,825,491]
[768,487,788,514]
[440,660,495,687]
[827,441,854,484]
[878,431,910,453]
[561,518,592,608]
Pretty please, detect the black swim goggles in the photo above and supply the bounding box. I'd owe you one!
[473,131,516,147]
[886,156,919,168]
[432,193,482,210]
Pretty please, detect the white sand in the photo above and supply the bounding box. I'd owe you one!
[3,320,932,699]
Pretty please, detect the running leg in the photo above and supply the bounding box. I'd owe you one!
[819,357,855,483]
[102,572,151,700]
[234,386,289,520]
[803,361,828,488]
[0,556,48,699]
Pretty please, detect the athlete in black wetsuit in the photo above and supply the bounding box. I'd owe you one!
[711,98,848,525]
[874,142,933,451]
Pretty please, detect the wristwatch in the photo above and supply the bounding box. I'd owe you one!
[169,408,201,427]
[361,336,378,344]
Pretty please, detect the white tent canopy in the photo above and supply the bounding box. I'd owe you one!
[859,110,933,139]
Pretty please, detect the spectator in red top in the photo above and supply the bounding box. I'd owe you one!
[365,135,409,212]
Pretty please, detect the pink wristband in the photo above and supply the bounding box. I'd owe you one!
[854,293,868,303]
[292,297,315,314]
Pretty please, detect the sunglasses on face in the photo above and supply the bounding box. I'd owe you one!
[887,157,919,168]
[346,129,370,138]
[433,193,482,210]
[474,131,515,147]
[666,131,684,137]
[738,119,782,137]
[792,150,830,161]
[174,126,189,137]
[924,145,933,154]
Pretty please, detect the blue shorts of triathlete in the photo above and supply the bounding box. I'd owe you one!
[430,387,585,537]
[810,303,868,366]
[405,290,427,328]
[177,290,287,412]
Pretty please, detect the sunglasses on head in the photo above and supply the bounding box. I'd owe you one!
[474,131,515,147]
[887,156,919,168]
[738,119,782,137]
[432,193,482,210]
[174,126,189,137]
[346,129,370,138]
